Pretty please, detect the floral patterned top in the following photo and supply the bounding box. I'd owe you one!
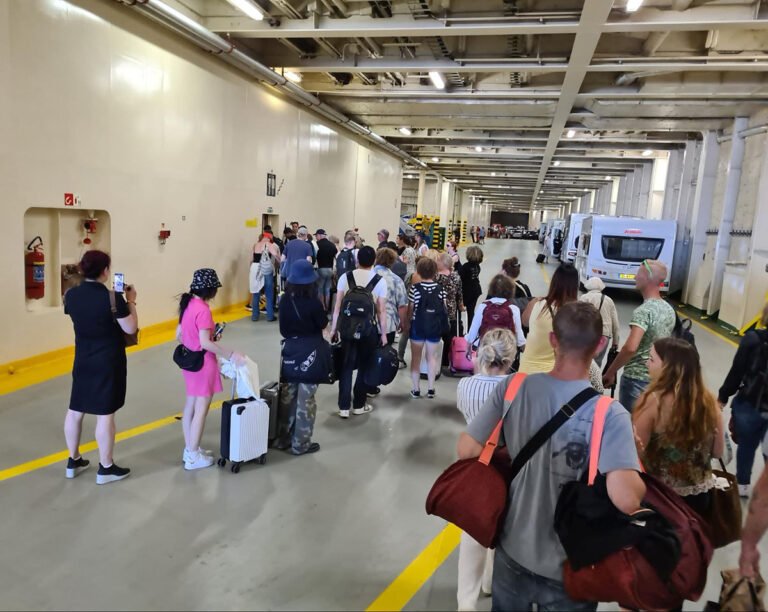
[644,431,715,496]
[437,271,464,319]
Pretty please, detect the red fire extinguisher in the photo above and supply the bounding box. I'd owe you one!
[25,236,45,300]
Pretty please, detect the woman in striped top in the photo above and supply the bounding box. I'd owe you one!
[455,328,517,611]
[407,257,448,399]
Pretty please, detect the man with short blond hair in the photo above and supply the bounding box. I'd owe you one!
[603,259,676,411]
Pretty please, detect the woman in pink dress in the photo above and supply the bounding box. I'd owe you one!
[177,269,244,471]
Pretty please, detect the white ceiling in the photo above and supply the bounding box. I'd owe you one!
[169,0,768,211]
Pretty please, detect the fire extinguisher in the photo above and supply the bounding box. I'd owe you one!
[25,236,45,300]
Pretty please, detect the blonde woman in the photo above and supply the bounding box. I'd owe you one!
[456,328,517,611]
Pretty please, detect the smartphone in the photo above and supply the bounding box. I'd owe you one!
[113,273,125,294]
[213,322,226,341]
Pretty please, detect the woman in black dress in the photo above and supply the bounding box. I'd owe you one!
[459,245,483,328]
[63,250,138,485]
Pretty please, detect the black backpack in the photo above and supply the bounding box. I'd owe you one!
[339,272,380,341]
[336,249,356,278]
[743,330,768,413]
[414,285,449,339]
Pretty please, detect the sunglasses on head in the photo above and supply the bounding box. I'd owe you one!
[642,260,653,275]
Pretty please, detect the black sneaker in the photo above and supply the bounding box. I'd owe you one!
[290,442,320,456]
[367,387,381,398]
[410,390,421,399]
[65,456,90,479]
[96,463,131,485]
[398,359,408,370]
[427,389,436,399]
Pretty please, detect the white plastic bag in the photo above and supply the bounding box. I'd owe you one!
[219,356,260,398]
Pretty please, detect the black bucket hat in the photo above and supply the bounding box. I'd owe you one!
[190,268,222,291]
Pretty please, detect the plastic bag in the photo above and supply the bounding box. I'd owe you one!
[220,356,260,398]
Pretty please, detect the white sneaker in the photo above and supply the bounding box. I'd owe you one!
[184,451,215,471]
[339,409,350,419]
[182,448,213,463]
[739,484,751,498]
[353,404,374,415]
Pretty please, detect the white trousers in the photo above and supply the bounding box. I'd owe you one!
[457,531,494,611]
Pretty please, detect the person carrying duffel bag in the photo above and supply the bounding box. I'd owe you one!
[432,302,645,612]
[276,261,332,455]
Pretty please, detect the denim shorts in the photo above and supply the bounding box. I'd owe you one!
[409,329,441,344]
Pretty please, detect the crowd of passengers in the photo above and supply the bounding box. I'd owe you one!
[60,224,768,611]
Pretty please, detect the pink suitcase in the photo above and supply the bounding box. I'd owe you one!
[450,337,475,373]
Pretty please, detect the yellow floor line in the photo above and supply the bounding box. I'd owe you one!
[680,311,740,349]
[0,306,249,396]
[538,262,551,284]
[0,401,223,483]
[366,524,462,612]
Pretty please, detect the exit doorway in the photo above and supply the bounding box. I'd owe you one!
[262,214,280,236]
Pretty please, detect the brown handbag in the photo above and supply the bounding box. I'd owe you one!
[109,290,139,347]
[425,373,526,548]
[699,459,742,549]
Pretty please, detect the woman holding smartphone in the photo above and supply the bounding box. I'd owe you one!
[63,250,138,485]
[177,269,245,471]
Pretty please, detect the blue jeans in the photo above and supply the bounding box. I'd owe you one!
[618,375,647,412]
[252,273,275,321]
[316,267,334,299]
[492,547,596,612]
[732,395,768,485]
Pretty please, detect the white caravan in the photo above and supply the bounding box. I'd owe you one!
[575,217,677,292]
[547,219,566,259]
[561,213,590,263]
[538,222,549,244]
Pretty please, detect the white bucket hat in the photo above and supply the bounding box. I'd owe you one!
[584,277,605,292]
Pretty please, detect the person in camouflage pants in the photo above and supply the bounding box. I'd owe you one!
[275,383,318,455]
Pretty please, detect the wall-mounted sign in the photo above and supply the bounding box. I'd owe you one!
[245,218,259,228]
[267,206,274,214]
[64,193,81,207]
[267,173,276,197]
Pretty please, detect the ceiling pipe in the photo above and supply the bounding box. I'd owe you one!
[111,0,426,168]
[717,124,768,143]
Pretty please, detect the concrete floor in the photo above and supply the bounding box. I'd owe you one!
[0,238,755,611]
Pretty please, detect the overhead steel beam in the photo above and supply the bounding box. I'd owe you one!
[531,0,616,208]
[204,7,767,38]
[277,58,768,73]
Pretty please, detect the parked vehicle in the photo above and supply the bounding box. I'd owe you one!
[560,213,590,263]
[575,216,677,292]
[547,219,566,259]
[538,222,549,244]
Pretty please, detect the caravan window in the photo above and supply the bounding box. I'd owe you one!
[601,236,664,262]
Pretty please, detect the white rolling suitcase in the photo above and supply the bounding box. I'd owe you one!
[419,340,443,381]
[218,397,269,473]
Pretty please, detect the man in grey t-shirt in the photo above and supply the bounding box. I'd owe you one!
[458,302,645,611]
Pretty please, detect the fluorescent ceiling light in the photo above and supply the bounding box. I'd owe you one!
[605,176,612,180]
[428,71,446,90]
[431,156,440,163]
[584,189,589,192]
[626,0,643,12]
[642,149,653,157]
[566,129,576,139]
[475,146,483,152]
[398,127,412,136]
[491,172,496,176]
[226,0,266,21]
[284,70,302,83]
[553,160,561,167]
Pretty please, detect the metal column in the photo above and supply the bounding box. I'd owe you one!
[683,131,720,304]
[637,163,654,218]
[662,149,684,220]
[416,170,426,215]
[708,117,748,315]
[669,140,702,294]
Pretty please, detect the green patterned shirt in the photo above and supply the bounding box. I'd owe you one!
[623,298,676,382]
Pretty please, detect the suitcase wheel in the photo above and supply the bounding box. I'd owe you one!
[217,458,226,468]
[231,463,241,474]
[257,455,267,465]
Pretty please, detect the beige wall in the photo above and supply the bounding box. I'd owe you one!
[0,0,402,364]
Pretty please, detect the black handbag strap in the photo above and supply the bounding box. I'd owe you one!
[508,387,600,482]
